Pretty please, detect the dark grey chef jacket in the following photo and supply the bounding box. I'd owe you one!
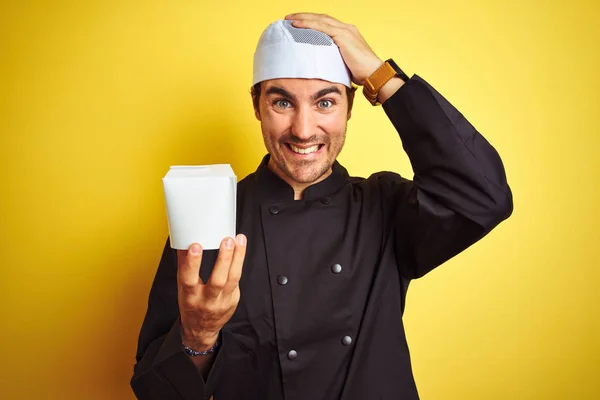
[131,74,513,400]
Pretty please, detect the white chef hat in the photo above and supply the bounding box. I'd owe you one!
[252,19,352,88]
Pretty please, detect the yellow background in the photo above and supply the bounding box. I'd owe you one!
[1,0,598,399]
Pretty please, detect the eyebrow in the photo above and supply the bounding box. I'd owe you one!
[312,86,342,100]
[264,85,343,102]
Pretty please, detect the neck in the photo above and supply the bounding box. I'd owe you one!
[267,158,333,200]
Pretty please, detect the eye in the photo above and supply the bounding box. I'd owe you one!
[318,99,334,109]
[274,99,292,109]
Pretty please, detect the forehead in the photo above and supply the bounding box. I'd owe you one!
[262,78,346,95]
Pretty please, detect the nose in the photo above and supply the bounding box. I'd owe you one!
[290,105,315,141]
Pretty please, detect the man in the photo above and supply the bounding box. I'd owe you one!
[131,13,513,400]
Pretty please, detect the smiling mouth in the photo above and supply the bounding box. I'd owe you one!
[286,143,323,155]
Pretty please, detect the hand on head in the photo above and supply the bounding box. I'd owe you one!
[284,13,383,85]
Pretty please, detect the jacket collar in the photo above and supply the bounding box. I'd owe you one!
[254,154,350,202]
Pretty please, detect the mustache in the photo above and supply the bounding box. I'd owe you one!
[279,133,329,145]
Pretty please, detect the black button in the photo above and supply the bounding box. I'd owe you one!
[331,264,342,274]
[342,336,352,346]
[269,206,279,215]
[321,197,331,205]
[277,275,288,285]
[287,350,297,360]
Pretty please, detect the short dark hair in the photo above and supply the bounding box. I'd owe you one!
[251,82,357,114]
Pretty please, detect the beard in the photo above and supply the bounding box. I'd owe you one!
[263,127,346,185]
[277,152,333,184]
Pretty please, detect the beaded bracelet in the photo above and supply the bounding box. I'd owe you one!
[182,338,221,356]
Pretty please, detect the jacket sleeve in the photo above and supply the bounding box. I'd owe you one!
[380,74,513,279]
[130,238,224,400]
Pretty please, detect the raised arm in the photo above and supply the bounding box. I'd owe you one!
[284,13,512,279]
[381,75,512,278]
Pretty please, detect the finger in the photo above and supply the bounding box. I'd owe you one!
[177,243,203,291]
[223,234,247,294]
[206,237,236,294]
[285,13,346,27]
[290,19,345,40]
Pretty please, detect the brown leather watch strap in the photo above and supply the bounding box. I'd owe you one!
[363,61,398,106]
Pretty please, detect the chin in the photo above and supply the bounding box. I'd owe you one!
[285,164,330,184]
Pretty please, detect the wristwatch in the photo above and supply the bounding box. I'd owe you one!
[363,58,410,106]
[183,338,221,356]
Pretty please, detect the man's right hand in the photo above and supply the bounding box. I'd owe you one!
[176,234,247,351]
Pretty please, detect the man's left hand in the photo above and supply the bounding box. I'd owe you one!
[285,13,383,86]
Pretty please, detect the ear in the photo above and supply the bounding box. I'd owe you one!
[250,92,261,121]
[347,88,355,121]
[254,106,261,121]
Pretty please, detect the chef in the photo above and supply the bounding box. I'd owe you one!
[131,13,513,400]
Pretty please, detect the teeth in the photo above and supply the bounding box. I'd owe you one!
[290,144,320,154]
